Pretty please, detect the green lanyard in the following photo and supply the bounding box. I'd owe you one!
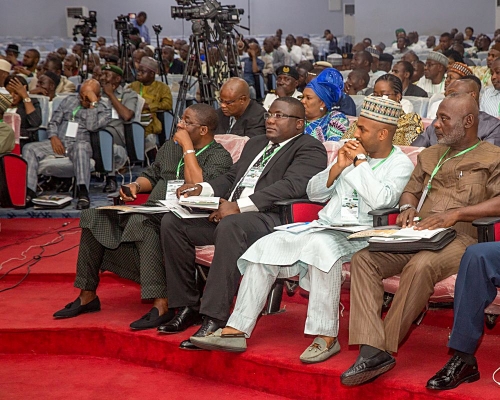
[260,143,281,166]
[140,83,144,97]
[427,140,481,190]
[0,119,3,123]
[72,105,82,121]
[353,147,395,198]
[370,146,395,171]
[176,141,213,179]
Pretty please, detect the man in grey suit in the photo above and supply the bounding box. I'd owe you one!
[262,36,286,71]
[158,97,328,349]
[214,77,266,137]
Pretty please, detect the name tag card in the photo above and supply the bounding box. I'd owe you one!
[240,167,263,188]
[65,121,78,138]
[111,107,119,120]
[341,194,359,223]
[166,180,184,200]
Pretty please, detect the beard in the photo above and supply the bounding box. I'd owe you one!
[436,121,467,145]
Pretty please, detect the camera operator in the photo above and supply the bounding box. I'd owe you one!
[132,11,150,45]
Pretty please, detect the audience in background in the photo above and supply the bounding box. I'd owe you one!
[0,93,15,153]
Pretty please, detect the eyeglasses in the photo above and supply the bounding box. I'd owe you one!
[263,112,303,120]
[177,116,201,127]
[216,96,244,105]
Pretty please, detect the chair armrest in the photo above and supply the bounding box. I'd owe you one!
[473,217,500,243]
[368,208,399,227]
[275,199,326,224]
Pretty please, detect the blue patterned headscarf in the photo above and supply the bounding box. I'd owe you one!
[305,68,344,110]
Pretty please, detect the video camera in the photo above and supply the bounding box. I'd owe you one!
[73,11,97,39]
[171,0,243,26]
[114,13,135,32]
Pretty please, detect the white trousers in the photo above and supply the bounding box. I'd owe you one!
[227,260,343,338]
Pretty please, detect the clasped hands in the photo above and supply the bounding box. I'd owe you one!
[176,183,240,223]
[336,140,367,169]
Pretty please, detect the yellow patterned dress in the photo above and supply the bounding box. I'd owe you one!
[342,112,424,146]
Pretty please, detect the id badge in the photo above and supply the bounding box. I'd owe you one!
[341,195,359,223]
[111,107,119,120]
[166,180,184,200]
[240,167,262,188]
[65,121,78,138]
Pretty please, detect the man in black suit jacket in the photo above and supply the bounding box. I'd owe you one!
[214,77,266,137]
[158,97,328,349]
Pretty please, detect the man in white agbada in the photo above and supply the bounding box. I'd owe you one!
[190,96,415,363]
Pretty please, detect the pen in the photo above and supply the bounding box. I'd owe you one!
[180,187,198,194]
[286,222,310,229]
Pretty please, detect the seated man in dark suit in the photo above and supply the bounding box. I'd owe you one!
[427,238,500,390]
[214,77,266,137]
[158,97,328,349]
[53,104,233,330]
[412,77,500,147]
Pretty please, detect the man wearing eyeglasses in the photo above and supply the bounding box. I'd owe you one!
[214,77,266,138]
[158,97,327,349]
[416,51,448,95]
[53,103,233,330]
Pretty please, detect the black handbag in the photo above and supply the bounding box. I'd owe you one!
[368,229,457,253]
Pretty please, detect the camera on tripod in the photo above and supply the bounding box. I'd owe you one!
[114,13,135,33]
[73,11,97,41]
[171,0,244,25]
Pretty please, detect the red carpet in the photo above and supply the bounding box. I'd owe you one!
[1,218,500,399]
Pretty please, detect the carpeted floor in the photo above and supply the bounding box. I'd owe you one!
[1,218,500,399]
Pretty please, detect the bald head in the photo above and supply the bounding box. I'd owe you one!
[445,79,480,104]
[81,79,101,96]
[221,77,250,98]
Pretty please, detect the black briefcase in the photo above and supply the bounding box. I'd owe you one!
[368,229,457,253]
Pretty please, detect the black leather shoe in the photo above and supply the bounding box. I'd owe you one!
[130,307,175,331]
[76,196,90,210]
[157,307,202,334]
[103,177,117,193]
[179,317,226,350]
[426,354,480,390]
[341,350,396,386]
[53,297,101,319]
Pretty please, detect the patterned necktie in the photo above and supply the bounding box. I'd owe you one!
[232,143,280,201]
[226,116,236,134]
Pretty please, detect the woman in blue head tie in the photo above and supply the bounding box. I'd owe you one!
[301,68,349,142]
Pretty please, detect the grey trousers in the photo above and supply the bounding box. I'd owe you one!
[227,259,343,338]
[23,139,92,191]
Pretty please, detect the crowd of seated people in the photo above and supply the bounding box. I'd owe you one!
[2,21,500,393]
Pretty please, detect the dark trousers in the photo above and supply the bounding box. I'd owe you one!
[448,242,500,354]
[161,211,281,322]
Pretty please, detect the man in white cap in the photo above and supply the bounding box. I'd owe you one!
[189,96,414,364]
[416,51,448,95]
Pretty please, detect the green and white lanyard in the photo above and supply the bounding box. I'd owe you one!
[416,140,481,211]
[71,105,82,121]
[175,141,213,179]
[352,146,395,198]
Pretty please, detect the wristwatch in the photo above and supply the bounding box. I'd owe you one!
[353,153,367,165]
[23,97,32,103]
[183,149,196,157]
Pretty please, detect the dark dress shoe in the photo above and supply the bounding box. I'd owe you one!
[341,350,396,386]
[103,177,118,193]
[130,307,175,331]
[157,307,202,334]
[76,196,90,210]
[179,317,226,350]
[426,354,480,390]
[53,297,101,319]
